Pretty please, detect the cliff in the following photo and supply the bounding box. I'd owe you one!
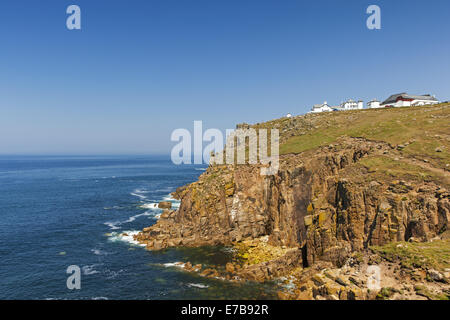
[135,103,450,299]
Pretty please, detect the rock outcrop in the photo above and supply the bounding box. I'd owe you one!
[133,104,450,298]
[135,137,449,266]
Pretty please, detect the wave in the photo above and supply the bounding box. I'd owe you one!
[130,192,147,200]
[82,264,101,275]
[103,205,125,210]
[107,230,146,247]
[134,188,149,194]
[187,283,209,289]
[139,203,159,209]
[162,194,176,201]
[105,268,125,280]
[104,210,159,230]
[195,168,207,171]
[155,187,173,192]
[123,211,154,223]
[162,194,181,208]
[104,221,121,230]
[91,248,108,256]
[130,188,151,200]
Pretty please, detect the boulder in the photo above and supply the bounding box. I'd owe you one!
[158,201,172,209]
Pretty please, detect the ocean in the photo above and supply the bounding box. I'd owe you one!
[0,155,277,300]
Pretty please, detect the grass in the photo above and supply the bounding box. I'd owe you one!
[414,285,449,300]
[370,240,450,271]
[357,156,441,183]
[275,104,450,169]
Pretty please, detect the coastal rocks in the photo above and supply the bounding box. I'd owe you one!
[278,242,450,300]
[225,263,235,274]
[235,248,303,282]
[132,120,449,300]
[427,269,445,283]
[135,136,449,272]
[158,201,172,209]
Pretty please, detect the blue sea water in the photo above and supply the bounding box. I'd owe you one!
[0,156,276,300]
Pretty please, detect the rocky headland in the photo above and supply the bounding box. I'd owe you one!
[134,103,450,300]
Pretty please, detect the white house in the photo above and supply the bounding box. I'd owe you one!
[367,99,381,108]
[380,93,440,108]
[286,113,292,118]
[341,99,357,110]
[331,99,364,111]
[310,101,333,113]
[341,99,364,110]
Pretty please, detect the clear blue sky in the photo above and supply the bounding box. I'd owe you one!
[0,0,449,155]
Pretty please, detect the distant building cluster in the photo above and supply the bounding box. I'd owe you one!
[307,93,440,114]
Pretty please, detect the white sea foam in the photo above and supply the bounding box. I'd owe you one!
[162,194,176,201]
[134,188,149,194]
[155,187,173,192]
[130,192,147,200]
[82,264,101,275]
[107,230,146,247]
[105,268,125,279]
[103,205,124,210]
[139,203,159,209]
[104,221,121,230]
[162,194,181,208]
[187,283,209,289]
[123,211,154,223]
[162,262,185,268]
[91,248,109,256]
[221,247,236,254]
[195,168,207,171]
[104,210,158,230]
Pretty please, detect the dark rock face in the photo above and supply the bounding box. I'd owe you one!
[135,137,449,273]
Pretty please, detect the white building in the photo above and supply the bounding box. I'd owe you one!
[286,113,292,118]
[380,93,439,108]
[331,99,364,111]
[367,99,381,108]
[340,99,364,110]
[341,99,357,109]
[310,101,333,113]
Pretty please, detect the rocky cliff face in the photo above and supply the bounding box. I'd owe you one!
[135,136,449,267]
[134,105,450,297]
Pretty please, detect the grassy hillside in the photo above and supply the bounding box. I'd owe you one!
[250,103,450,186]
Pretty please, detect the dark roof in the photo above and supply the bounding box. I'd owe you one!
[381,93,437,105]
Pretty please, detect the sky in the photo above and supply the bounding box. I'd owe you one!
[0,0,449,155]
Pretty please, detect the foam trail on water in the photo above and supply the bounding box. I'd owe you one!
[187,283,209,289]
[139,203,159,209]
[82,264,101,275]
[107,230,146,247]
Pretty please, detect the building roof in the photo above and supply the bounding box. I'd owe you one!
[381,93,438,105]
[312,103,329,109]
